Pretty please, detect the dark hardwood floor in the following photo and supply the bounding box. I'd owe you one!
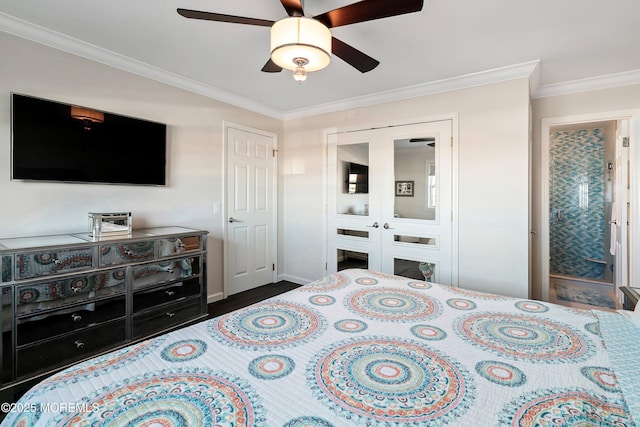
[207,280,301,318]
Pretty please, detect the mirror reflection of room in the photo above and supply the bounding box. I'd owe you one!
[394,137,436,221]
[337,143,369,215]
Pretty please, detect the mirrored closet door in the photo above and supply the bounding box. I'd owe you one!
[327,120,454,285]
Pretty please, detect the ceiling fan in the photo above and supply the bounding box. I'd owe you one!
[177,0,424,82]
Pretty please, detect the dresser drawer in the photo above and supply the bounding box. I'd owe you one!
[1,255,11,283]
[158,235,202,258]
[16,319,126,379]
[15,269,126,316]
[15,247,94,280]
[99,241,156,267]
[1,286,13,385]
[133,279,201,313]
[131,256,200,291]
[133,300,203,339]
[16,296,126,346]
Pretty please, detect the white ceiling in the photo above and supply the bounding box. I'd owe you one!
[1,0,639,119]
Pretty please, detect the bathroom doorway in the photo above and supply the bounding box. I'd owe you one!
[544,119,629,310]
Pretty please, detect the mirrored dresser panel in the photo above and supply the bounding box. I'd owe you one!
[0,226,208,399]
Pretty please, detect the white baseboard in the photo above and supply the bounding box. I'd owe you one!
[207,292,224,304]
[278,273,314,286]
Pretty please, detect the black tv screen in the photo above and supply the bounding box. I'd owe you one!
[11,93,166,185]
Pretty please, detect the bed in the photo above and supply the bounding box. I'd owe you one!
[2,268,639,426]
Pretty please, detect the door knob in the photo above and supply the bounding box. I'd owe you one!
[367,222,380,228]
[228,217,243,223]
[383,223,394,229]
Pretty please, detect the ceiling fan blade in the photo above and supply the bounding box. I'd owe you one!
[331,37,379,73]
[314,0,423,28]
[261,58,283,73]
[177,8,274,27]
[280,0,304,17]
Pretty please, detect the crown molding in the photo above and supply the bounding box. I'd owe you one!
[0,12,285,120]
[283,60,541,120]
[532,69,640,99]
[4,10,640,122]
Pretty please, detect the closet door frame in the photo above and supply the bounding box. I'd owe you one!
[323,114,459,286]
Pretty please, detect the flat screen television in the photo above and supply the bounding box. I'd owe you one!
[11,93,167,186]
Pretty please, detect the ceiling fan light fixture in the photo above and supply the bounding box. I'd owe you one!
[270,17,331,74]
[292,58,308,83]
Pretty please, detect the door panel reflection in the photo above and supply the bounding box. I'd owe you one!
[394,258,435,282]
[394,235,436,245]
[337,249,368,271]
[337,229,369,238]
[394,137,436,220]
[337,143,369,215]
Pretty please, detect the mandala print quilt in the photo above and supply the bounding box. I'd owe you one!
[2,269,638,426]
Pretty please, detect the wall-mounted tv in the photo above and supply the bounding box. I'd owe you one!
[11,93,167,186]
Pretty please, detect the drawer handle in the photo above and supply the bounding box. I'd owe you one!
[71,286,82,293]
[53,258,62,266]
[71,314,82,322]
[165,290,175,296]
[74,340,85,349]
[166,312,175,318]
[124,249,134,256]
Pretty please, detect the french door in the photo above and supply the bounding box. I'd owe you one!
[327,120,454,285]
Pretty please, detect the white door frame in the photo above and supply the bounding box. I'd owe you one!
[322,114,459,286]
[539,110,640,303]
[223,121,278,298]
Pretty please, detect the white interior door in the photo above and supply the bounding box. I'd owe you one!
[225,125,276,295]
[327,121,454,284]
[614,119,630,299]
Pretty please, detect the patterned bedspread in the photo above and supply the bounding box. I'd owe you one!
[3,269,639,426]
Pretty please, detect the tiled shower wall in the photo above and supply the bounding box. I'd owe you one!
[549,128,606,279]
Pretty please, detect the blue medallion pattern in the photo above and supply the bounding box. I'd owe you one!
[298,273,350,292]
[248,355,295,380]
[307,337,474,425]
[584,321,601,336]
[283,416,335,426]
[514,300,549,313]
[161,339,207,362]
[354,277,378,285]
[580,366,620,393]
[411,324,447,341]
[334,319,368,333]
[446,298,477,310]
[500,388,631,426]
[345,287,441,322]
[475,360,527,387]
[209,300,326,349]
[456,312,594,363]
[51,368,266,427]
[28,338,166,397]
[407,280,432,290]
[308,295,335,306]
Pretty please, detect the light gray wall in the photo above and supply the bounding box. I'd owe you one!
[283,78,531,298]
[0,32,284,301]
[531,84,640,299]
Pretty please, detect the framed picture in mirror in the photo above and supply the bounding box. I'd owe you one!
[395,180,414,197]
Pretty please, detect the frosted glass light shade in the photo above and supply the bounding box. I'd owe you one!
[270,17,331,72]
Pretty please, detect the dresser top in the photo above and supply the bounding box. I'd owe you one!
[0,226,206,251]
